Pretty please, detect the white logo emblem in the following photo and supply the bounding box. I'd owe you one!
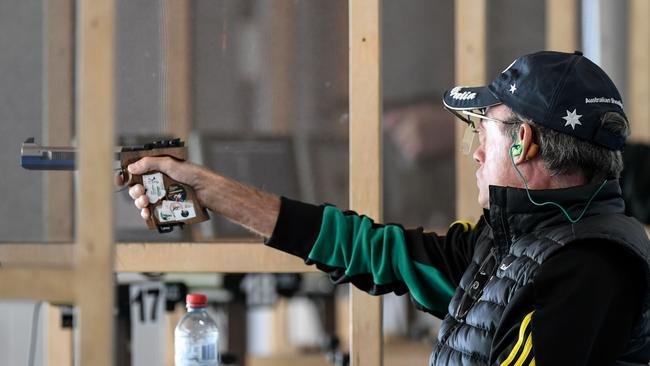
[585,97,623,108]
[562,109,583,130]
[509,84,517,94]
[449,86,476,101]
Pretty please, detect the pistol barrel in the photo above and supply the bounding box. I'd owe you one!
[20,137,124,170]
[21,138,76,170]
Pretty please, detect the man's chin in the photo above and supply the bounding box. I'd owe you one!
[478,194,489,209]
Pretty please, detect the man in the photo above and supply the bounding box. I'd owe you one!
[125,51,650,365]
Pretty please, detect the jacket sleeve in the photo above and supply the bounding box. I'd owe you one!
[265,197,481,317]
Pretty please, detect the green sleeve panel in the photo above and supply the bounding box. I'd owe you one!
[307,206,455,314]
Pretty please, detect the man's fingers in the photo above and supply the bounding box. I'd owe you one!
[115,172,124,187]
[128,184,145,200]
[140,208,150,219]
[135,195,149,209]
[127,156,173,175]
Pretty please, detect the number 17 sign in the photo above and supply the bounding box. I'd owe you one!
[130,281,167,366]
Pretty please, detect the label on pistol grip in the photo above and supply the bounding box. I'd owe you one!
[143,172,166,204]
[166,184,187,202]
[154,200,196,223]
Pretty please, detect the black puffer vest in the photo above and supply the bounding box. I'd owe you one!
[429,181,650,365]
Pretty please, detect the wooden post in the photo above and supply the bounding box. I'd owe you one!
[75,0,115,365]
[545,0,578,52]
[46,304,73,366]
[349,0,383,365]
[43,0,74,242]
[628,0,650,142]
[163,0,192,142]
[42,0,75,361]
[0,242,317,273]
[454,0,486,223]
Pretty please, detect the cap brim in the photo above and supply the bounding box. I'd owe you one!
[442,85,501,111]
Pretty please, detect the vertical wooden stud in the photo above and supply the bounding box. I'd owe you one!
[43,1,75,362]
[46,304,73,366]
[545,0,578,52]
[75,0,115,365]
[349,0,383,365]
[454,0,486,223]
[628,0,650,142]
[44,0,74,242]
[163,0,192,142]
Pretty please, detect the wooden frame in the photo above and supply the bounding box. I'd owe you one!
[0,1,116,365]
[349,1,383,365]
[628,0,650,143]
[44,0,74,242]
[0,0,384,364]
[75,0,116,364]
[454,0,486,221]
[545,0,578,52]
[163,0,193,142]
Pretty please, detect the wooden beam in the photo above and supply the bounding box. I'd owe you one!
[0,242,316,273]
[43,0,74,242]
[116,242,316,273]
[545,0,578,52]
[628,0,650,142]
[76,0,115,365]
[454,0,486,223]
[349,0,383,365]
[0,267,75,303]
[0,243,74,267]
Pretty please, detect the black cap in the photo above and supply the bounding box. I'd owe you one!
[443,51,627,150]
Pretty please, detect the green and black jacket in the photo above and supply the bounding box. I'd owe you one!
[265,180,650,365]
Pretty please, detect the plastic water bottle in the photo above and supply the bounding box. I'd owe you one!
[175,294,220,366]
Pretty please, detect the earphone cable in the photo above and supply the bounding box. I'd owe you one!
[508,140,607,224]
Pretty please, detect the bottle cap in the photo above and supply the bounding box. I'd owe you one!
[186,293,208,308]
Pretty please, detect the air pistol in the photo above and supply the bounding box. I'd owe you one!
[21,137,209,233]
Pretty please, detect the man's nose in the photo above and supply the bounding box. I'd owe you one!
[472,147,483,164]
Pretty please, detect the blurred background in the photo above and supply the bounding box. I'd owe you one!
[0,0,648,365]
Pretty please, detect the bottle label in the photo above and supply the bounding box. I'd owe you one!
[175,334,219,366]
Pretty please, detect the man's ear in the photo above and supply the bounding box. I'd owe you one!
[513,123,539,164]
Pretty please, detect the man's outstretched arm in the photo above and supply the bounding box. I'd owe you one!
[123,156,478,316]
[125,156,280,238]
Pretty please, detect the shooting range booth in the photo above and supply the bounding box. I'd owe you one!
[0,0,649,365]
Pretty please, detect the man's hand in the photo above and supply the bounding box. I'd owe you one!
[117,156,281,238]
[121,157,209,220]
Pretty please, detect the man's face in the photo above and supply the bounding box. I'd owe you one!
[472,104,522,208]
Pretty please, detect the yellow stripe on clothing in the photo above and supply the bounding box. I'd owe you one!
[500,311,535,366]
[514,333,533,366]
[449,220,476,232]
[530,359,536,366]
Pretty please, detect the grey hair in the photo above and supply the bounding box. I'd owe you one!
[504,111,629,182]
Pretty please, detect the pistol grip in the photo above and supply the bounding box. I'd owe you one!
[125,170,209,232]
